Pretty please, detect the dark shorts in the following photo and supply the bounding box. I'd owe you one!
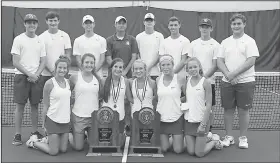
[221,81,255,110]
[71,113,92,134]
[13,74,48,105]
[41,76,52,86]
[184,120,210,137]
[160,116,184,135]
[211,84,216,106]
[45,116,71,135]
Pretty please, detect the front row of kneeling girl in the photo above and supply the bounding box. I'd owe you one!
[25,54,223,157]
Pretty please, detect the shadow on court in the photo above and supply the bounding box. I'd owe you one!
[1,127,279,162]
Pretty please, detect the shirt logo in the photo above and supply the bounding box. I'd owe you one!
[126,41,130,45]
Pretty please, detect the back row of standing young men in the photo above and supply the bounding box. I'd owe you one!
[11,11,259,150]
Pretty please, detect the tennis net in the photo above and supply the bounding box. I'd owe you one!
[1,68,280,130]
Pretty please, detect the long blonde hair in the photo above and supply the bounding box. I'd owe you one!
[185,57,204,76]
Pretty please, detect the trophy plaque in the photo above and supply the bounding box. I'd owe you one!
[128,107,163,157]
[87,106,122,157]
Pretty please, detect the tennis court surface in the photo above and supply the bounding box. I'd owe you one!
[1,127,279,162]
[1,68,280,162]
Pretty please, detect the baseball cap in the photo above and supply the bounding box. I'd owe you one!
[115,16,127,24]
[83,15,94,23]
[24,14,38,22]
[144,13,155,20]
[199,18,212,27]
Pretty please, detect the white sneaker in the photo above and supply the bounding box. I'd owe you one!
[222,135,235,147]
[26,139,35,148]
[26,135,38,148]
[206,132,213,142]
[29,134,39,142]
[239,136,248,149]
[40,136,48,144]
[214,140,224,150]
[211,134,220,141]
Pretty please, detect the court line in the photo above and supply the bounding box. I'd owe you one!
[121,136,130,163]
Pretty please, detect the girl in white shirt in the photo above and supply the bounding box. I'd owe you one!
[68,53,102,151]
[102,58,133,148]
[184,57,223,157]
[26,56,71,156]
[156,55,186,154]
[130,59,156,116]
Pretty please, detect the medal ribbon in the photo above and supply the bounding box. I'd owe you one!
[135,78,148,108]
[111,78,121,106]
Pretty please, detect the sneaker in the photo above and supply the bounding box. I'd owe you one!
[206,132,213,142]
[214,140,224,150]
[239,136,248,149]
[211,134,220,141]
[222,135,235,147]
[31,131,44,140]
[207,132,220,142]
[26,134,39,148]
[40,136,48,144]
[26,139,35,148]
[12,134,23,146]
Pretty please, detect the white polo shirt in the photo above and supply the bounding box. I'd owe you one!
[11,33,46,74]
[188,38,220,84]
[136,31,164,76]
[159,35,190,68]
[39,30,72,76]
[217,34,260,83]
[73,34,106,75]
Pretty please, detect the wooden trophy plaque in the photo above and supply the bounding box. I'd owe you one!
[128,107,163,157]
[87,106,123,157]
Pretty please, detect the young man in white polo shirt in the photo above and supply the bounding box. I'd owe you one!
[217,13,259,149]
[159,16,190,79]
[188,18,220,134]
[39,11,72,81]
[136,13,164,80]
[73,15,106,78]
[11,14,46,145]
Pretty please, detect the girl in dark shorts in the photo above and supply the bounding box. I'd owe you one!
[26,56,71,156]
[68,53,102,151]
[156,55,186,154]
[183,57,223,157]
[102,58,133,148]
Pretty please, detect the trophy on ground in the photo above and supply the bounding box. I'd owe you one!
[87,106,123,157]
[128,107,163,157]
